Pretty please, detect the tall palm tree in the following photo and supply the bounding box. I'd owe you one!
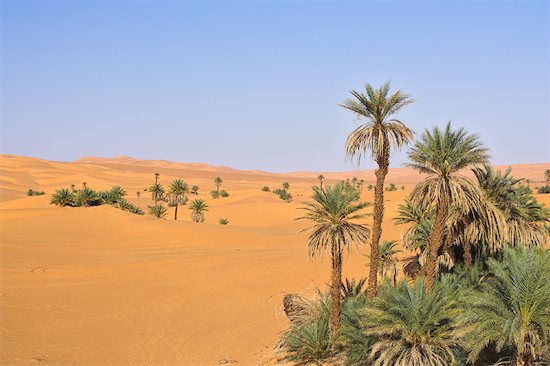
[189,198,209,222]
[282,181,290,191]
[364,279,460,366]
[318,174,325,190]
[168,179,189,220]
[341,81,414,297]
[149,183,165,205]
[407,122,489,291]
[214,177,223,194]
[154,172,160,184]
[545,169,550,185]
[458,248,550,366]
[297,182,371,339]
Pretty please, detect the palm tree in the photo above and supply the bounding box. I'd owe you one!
[149,183,165,205]
[50,188,75,207]
[297,182,371,339]
[318,174,325,190]
[189,198,209,222]
[341,81,414,297]
[473,165,550,248]
[282,181,290,191]
[168,179,189,220]
[407,122,489,291]
[458,248,550,365]
[70,184,76,192]
[378,240,401,286]
[154,172,160,184]
[110,186,126,200]
[82,181,87,188]
[137,191,141,198]
[545,169,550,185]
[214,177,223,194]
[74,187,102,207]
[148,204,167,219]
[364,279,460,366]
[191,185,199,195]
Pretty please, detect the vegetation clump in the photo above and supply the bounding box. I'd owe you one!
[261,186,270,192]
[218,218,229,225]
[27,189,46,196]
[189,198,209,222]
[148,204,167,219]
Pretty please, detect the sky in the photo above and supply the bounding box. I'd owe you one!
[1,1,549,173]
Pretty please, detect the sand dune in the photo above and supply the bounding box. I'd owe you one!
[1,155,549,365]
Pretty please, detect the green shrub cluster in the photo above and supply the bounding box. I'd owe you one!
[27,189,46,196]
[538,185,550,194]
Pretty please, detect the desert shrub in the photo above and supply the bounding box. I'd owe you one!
[219,190,229,197]
[210,190,220,199]
[386,183,397,191]
[110,186,126,199]
[279,293,332,364]
[218,218,229,225]
[367,184,373,191]
[273,188,293,202]
[50,188,75,207]
[261,186,270,192]
[116,198,144,215]
[538,185,550,194]
[74,187,102,207]
[148,205,167,219]
[100,190,117,204]
[27,189,46,196]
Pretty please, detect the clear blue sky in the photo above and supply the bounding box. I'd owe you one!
[1,1,549,172]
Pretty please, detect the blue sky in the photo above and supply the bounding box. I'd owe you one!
[1,1,548,172]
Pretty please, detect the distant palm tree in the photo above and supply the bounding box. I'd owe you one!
[297,183,371,339]
[407,122,489,291]
[149,183,165,205]
[75,187,102,207]
[82,182,87,188]
[341,81,414,297]
[189,198,209,222]
[317,174,325,190]
[168,179,189,220]
[364,279,460,366]
[50,188,75,207]
[282,181,290,191]
[545,169,550,185]
[110,186,126,200]
[154,172,160,184]
[214,177,223,194]
[459,248,550,365]
[137,191,141,198]
[70,184,76,192]
[367,184,373,191]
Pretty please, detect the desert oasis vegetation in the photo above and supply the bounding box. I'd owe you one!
[1,1,549,366]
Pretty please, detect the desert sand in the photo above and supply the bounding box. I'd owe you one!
[1,154,549,365]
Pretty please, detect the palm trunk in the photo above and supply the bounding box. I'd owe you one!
[329,241,342,340]
[426,195,448,292]
[174,203,178,220]
[464,239,472,266]
[368,165,387,297]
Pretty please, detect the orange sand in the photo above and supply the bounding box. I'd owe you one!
[1,155,549,365]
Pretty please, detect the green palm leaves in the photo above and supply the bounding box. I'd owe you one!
[364,279,460,366]
[168,179,189,220]
[458,248,550,365]
[50,188,75,207]
[189,198,209,222]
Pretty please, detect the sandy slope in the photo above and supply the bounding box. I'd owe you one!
[1,155,549,365]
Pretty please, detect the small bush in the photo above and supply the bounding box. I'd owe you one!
[50,188,75,207]
[148,205,167,219]
[261,186,270,192]
[538,185,550,194]
[116,198,144,215]
[218,218,229,225]
[387,183,397,191]
[210,190,220,199]
[273,188,292,202]
[191,185,199,195]
[219,190,229,198]
[27,189,46,196]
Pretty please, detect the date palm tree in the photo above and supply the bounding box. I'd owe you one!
[340,81,414,297]
[407,122,489,291]
[297,182,371,339]
[317,174,325,190]
[282,181,290,191]
[378,240,401,286]
[458,248,550,366]
[545,169,550,185]
[50,188,75,207]
[149,183,165,205]
[168,179,189,220]
[364,279,460,366]
[189,198,209,222]
[214,177,223,194]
